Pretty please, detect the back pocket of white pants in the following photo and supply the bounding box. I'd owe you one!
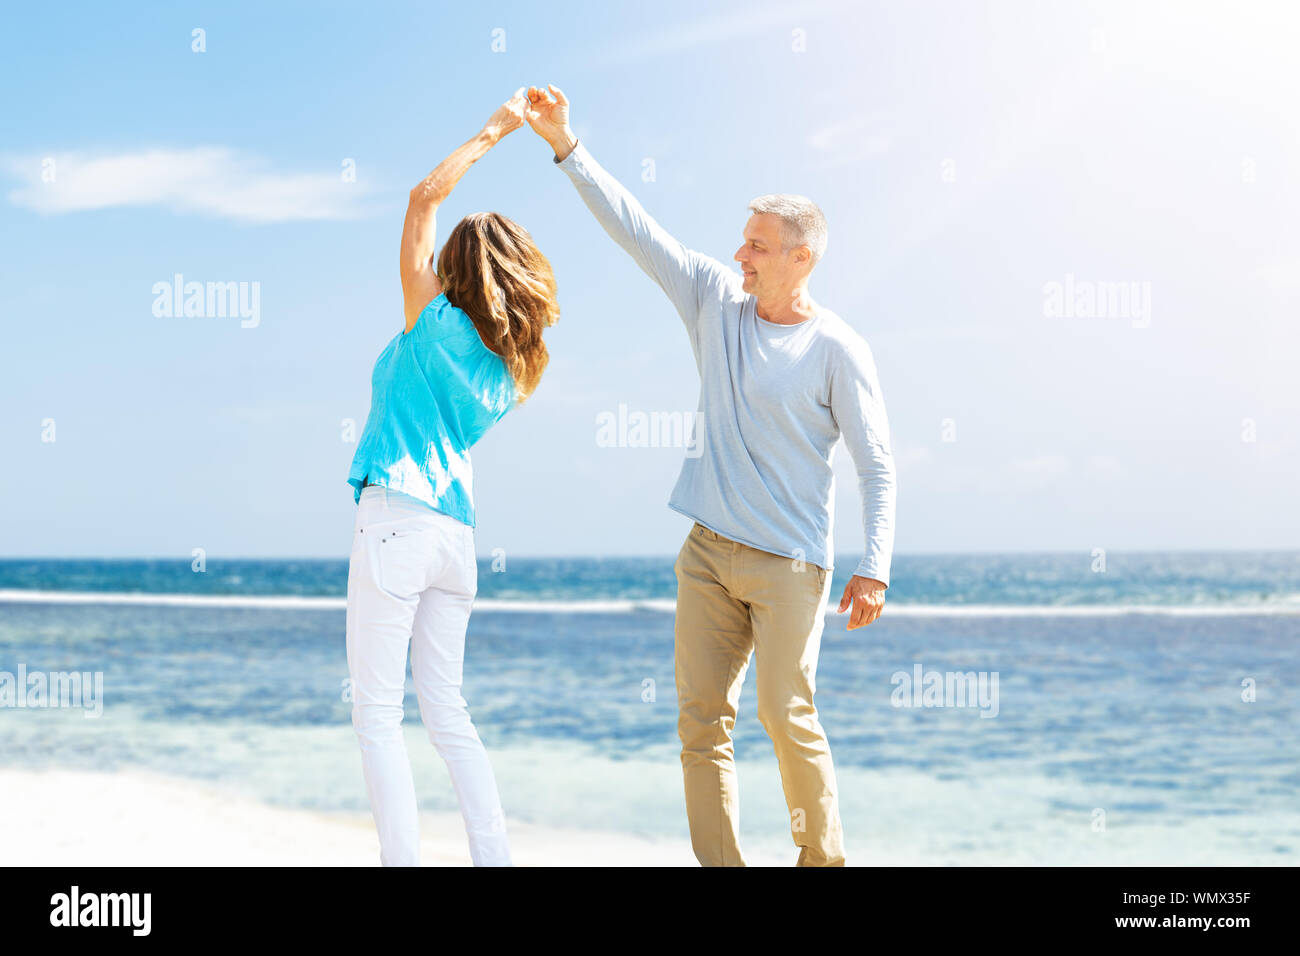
[377,526,436,597]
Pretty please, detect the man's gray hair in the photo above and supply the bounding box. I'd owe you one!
[747,194,828,265]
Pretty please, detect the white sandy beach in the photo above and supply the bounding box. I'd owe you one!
[0,768,797,867]
[6,759,1297,866]
[5,759,1299,867]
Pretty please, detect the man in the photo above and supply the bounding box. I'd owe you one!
[525,85,897,867]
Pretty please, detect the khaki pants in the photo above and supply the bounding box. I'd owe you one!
[673,522,845,867]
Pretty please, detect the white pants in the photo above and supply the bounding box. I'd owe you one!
[345,484,512,866]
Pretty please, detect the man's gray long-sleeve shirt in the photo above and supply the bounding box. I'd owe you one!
[556,142,897,585]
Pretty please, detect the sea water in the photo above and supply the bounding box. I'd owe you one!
[1,552,1297,864]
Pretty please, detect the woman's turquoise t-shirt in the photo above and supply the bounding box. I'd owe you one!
[347,294,516,526]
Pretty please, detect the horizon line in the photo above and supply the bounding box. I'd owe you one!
[0,546,1297,562]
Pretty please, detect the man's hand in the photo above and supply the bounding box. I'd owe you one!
[525,84,578,160]
[482,88,528,143]
[837,575,886,630]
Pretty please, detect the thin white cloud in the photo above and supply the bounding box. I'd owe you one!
[1250,258,1300,287]
[1083,455,1125,482]
[896,451,1080,496]
[589,0,842,66]
[5,148,374,223]
[806,113,896,167]
[1004,454,1070,492]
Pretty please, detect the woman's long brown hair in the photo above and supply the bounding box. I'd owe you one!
[436,212,559,403]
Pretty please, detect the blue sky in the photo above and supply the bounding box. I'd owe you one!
[2,0,1297,559]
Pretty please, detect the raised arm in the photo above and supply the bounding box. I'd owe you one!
[399,90,527,331]
[829,340,898,630]
[525,84,733,328]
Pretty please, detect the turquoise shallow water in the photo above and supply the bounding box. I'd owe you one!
[1,553,1297,862]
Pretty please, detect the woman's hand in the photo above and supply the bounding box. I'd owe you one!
[482,88,528,143]
[402,89,526,331]
[525,85,577,161]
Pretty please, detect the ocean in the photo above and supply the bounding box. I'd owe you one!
[2,551,1297,864]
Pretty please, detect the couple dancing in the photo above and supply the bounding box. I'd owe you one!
[344,86,897,867]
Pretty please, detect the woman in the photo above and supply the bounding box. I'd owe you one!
[345,90,558,867]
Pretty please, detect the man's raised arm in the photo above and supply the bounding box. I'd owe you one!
[525,85,725,327]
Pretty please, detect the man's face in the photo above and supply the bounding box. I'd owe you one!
[734,213,804,296]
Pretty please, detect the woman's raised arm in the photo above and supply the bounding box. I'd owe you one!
[399,89,527,331]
